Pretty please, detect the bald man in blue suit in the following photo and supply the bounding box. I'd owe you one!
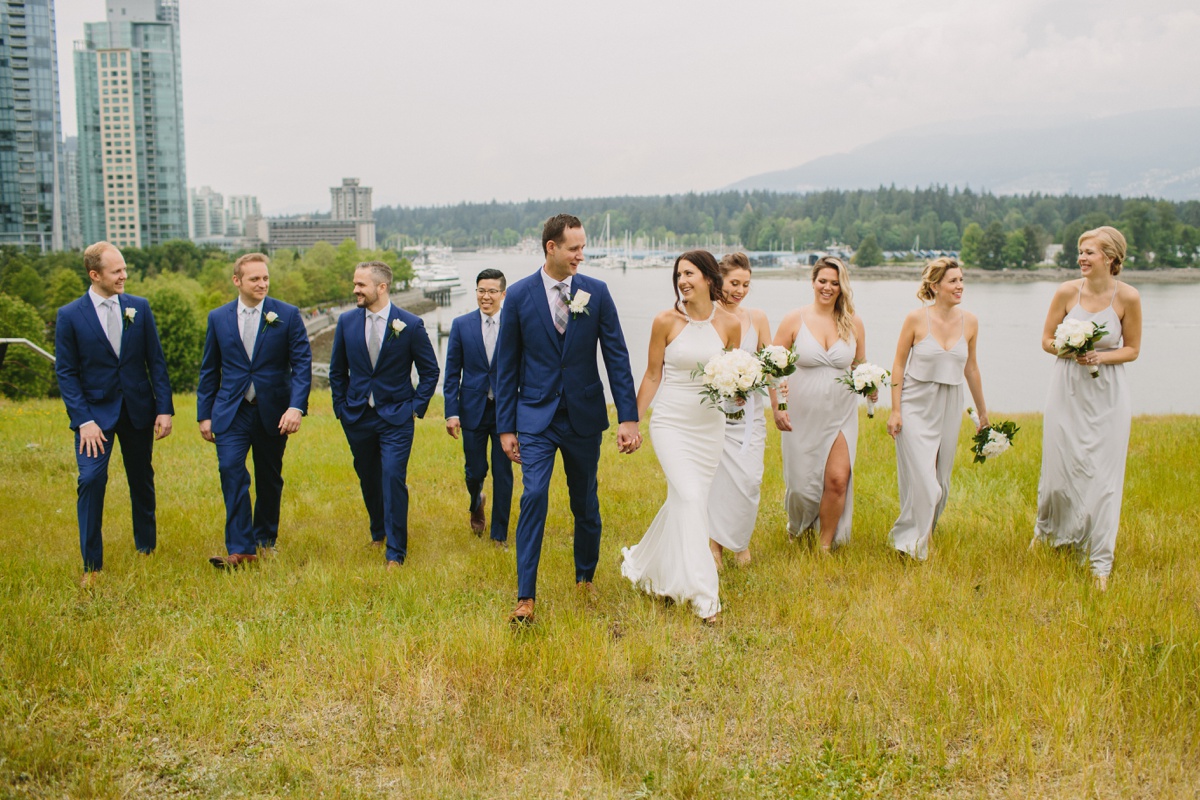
[55,241,174,585]
[330,261,440,568]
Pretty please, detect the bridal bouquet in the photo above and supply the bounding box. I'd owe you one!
[756,345,798,410]
[967,408,1019,464]
[1052,318,1109,378]
[836,362,890,418]
[694,349,767,420]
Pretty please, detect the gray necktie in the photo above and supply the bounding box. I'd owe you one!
[552,283,569,334]
[483,315,497,365]
[368,312,382,368]
[242,308,258,402]
[104,298,122,357]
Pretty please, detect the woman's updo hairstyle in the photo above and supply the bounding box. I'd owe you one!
[718,251,751,278]
[917,257,962,302]
[1079,226,1127,276]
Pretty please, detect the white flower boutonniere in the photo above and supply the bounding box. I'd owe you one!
[123,307,136,329]
[262,310,280,329]
[569,289,591,318]
[389,319,407,340]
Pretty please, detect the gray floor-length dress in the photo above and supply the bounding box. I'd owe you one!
[709,321,767,553]
[889,310,966,560]
[780,314,858,546]
[1034,287,1131,577]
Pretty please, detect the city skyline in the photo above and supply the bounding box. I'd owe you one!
[47,0,1200,216]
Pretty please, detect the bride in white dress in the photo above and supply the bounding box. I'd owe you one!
[707,253,772,569]
[622,250,741,621]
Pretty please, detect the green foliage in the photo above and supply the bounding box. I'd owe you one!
[852,233,883,267]
[959,222,984,267]
[372,188,1200,269]
[43,268,86,325]
[980,221,1007,270]
[145,287,204,392]
[0,293,54,399]
[0,264,45,308]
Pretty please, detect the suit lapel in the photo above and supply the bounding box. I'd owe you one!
[561,275,587,356]
[530,272,563,353]
[250,298,273,362]
[117,296,132,360]
[225,302,250,366]
[466,309,488,365]
[81,295,119,360]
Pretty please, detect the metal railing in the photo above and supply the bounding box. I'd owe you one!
[0,338,56,366]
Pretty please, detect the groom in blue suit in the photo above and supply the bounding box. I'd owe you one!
[197,253,312,568]
[444,268,513,545]
[55,241,174,584]
[496,214,641,623]
[330,261,440,568]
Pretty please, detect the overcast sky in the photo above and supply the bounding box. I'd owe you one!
[54,0,1200,215]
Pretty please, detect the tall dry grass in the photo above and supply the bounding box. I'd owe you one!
[0,393,1197,798]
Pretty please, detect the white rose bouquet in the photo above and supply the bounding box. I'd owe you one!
[755,345,797,410]
[836,362,890,418]
[1052,318,1109,378]
[967,408,1019,464]
[693,349,767,420]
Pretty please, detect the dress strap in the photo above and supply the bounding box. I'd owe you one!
[1107,283,1119,310]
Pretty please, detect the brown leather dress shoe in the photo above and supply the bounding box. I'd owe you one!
[470,493,486,535]
[386,559,403,571]
[80,571,101,588]
[508,598,535,624]
[209,553,258,569]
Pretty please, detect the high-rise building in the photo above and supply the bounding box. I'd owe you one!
[187,185,225,239]
[226,194,259,235]
[265,178,376,251]
[74,0,187,250]
[0,1,66,250]
[63,135,82,249]
[331,177,371,221]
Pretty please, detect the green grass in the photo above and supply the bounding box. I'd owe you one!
[1,394,1197,798]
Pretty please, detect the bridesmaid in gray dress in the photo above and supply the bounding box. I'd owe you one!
[773,257,871,552]
[1033,226,1142,591]
[887,258,989,560]
[708,253,772,569]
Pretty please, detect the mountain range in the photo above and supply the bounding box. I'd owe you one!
[724,107,1200,201]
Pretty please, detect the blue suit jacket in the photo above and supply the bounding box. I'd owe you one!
[196,298,312,436]
[495,270,637,437]
[443,309,499,430]
[329,304,440,426]
[55,292,174,431]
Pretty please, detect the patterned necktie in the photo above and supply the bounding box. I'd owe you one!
[483,315,497,365]
[552,283,569,334]
[105,298,122,357]
[368,313,382,368]
[242,308,258,402]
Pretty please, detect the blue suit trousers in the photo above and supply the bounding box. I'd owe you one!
[216,400,288,555]
[515,404,603,599]
[342,407,414,564]
[461,398,513,542]
[74,404,157,571]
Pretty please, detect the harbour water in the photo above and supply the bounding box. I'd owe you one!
[420,252,1200,415]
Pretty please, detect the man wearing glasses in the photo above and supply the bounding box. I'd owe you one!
[443,269,513,547]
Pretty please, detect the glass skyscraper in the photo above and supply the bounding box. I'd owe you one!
[0,0,66,250]
[74,0,187,249]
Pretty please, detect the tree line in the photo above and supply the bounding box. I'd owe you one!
[376,186,1200,269]
[0,239,411,401]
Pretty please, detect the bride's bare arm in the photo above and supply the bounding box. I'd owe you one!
[636,312,674,419]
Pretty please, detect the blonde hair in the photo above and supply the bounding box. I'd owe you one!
[1079,226,1127,275]
[718,251,751,277]
[83,241,118,276]
[811,256,856,343]
[234,252,269,278]
[917,257,962,302]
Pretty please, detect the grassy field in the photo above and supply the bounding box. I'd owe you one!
[1,393,1197,798]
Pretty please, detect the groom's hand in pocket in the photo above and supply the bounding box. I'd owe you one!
[501,432,521,464]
